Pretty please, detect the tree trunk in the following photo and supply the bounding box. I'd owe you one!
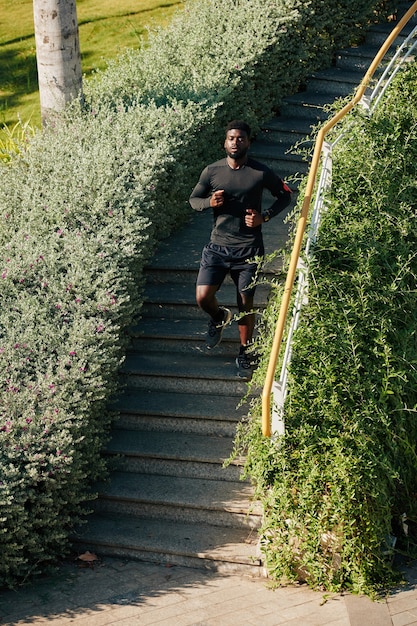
[33,0,83,125]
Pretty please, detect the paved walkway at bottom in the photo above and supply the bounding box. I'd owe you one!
[1,556,417,626]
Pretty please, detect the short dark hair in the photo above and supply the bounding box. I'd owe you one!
[225,120,251,138]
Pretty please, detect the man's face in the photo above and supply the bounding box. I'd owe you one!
[224,129,250,160]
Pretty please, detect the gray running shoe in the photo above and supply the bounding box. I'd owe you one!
[236,349,253,379]
[206,307,232,349]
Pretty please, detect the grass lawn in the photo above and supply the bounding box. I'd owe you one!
[0,0,183,128]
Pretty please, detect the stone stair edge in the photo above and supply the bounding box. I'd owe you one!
[105,428,243,465]
[249,145,308,163]
[368,18,416,35]
[110,394,250,436]
[111,388,248,412]
[94,499,261,533]
[127,317,269,347]
[96,471,261,515]
[109,459,243,483]
[72,514,264,572]
[120,351,257,384]
[308,66,370,82]
[114,415,240,439]
[123,376,251,395]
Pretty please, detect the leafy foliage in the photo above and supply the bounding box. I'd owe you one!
[236,61,417,594]
[0,120,35,163]
[0,0,396,587]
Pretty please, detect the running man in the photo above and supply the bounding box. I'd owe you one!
[189,119,292,377]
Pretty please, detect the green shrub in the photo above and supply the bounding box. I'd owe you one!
[85,0,393,130]
[0,0,396,587]
[0,120,34,163]
[235,60,417,594]
[0,101,207,586]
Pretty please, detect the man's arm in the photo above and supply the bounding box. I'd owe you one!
[189,167,213,212]
[262,171,292,221]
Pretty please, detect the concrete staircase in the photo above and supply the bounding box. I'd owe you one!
[72,7,415,575]
[72,207,287,576]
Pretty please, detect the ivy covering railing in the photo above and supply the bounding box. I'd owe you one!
[232,8,417,594]
[262,1,417,437]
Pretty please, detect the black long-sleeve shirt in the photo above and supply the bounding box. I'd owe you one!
[189,157,291,248]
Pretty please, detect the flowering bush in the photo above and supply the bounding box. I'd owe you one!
[0,0,395,587]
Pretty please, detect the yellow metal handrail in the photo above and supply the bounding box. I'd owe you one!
[262,1,417,437]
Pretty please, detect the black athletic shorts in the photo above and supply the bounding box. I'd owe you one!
[196,242,264,295]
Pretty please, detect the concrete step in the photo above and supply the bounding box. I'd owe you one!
[112,389,248,437]
[72,514,264,575]
[105,429,244,481]
[258,115,317,142]
[251,154,310,183]
[281,88,338,113]
[93,471,262,529]
[120,350,252,394]
[306,66,366,96]
[128,316,241,355]
[335,44,383,70]
[140,281,272,322]
[143,249,285,285]
[142,281,272,308]
[250,132,313,156]
[365,21,416,47]
[143,266,198,285]
[249,140,309,171]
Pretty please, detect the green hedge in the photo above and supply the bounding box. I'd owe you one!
[0,0,395,587]
[236,60,417,594]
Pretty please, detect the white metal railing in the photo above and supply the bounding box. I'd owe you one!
[363,22,417,112]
